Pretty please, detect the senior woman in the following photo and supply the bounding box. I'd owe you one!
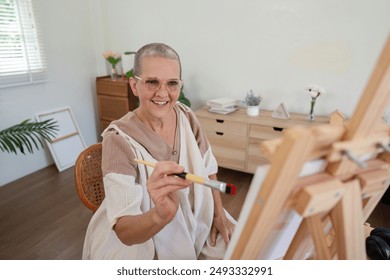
[82,43,235,259]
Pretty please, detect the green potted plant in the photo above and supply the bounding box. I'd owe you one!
[0,119,58,154]
[178,86,191,107]
[124,51,137,78]
[244,90,262,116]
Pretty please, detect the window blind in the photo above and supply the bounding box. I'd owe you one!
[0,0,47,88]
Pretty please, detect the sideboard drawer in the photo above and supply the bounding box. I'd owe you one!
[96,80,128,97]
[205,129,247,171]
[249,124,283,140]
[98,95,129,120]
[247,139,270,173]
[211,145,246,171]
[198,116,247,170]
[199,117,247,136]
[247,124,283,172]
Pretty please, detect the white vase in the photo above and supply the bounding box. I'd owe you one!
[247,106,259,116]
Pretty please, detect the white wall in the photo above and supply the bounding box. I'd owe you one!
[0,0,101,186]
[1,0,389,186]
[101,0,390,115]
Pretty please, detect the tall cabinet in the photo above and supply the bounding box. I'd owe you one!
[96,76,138,133]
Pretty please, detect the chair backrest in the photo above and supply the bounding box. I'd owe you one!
[74,143,105,212]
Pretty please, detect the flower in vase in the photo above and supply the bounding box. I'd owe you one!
[305,85,326,121]
[102,51,122,68]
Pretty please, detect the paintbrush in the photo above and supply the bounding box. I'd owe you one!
[134,159,237,195]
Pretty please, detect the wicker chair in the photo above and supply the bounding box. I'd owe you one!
[74,143,105,212]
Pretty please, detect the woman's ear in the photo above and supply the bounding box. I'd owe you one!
[129,77,139,97]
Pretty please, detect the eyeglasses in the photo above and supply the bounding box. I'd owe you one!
[134,76,183,92]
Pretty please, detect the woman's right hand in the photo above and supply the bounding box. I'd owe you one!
[146,161,191,226]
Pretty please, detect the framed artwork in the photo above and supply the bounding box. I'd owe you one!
[36,107,86,172]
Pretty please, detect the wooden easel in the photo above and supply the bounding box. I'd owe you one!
[228,35,390,260]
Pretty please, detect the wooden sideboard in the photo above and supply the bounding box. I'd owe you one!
[96,76,138,132]
[195,106,331,173]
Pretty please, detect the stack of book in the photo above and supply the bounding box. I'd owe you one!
[206,97,239,115]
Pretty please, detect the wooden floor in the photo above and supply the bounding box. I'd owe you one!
[0,164,389,259]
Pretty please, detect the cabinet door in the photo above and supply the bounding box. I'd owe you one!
[198,117,247,171]
[97,95,129,121]
[96,79,128,97]
[247,124,284,173]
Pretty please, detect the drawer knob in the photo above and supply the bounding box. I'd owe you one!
[216,132,224,136]
[273,127,284,132]
[216,119,225,123]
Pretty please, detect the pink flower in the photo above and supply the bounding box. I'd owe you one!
[305,84,327,99]
[102,51,122,68]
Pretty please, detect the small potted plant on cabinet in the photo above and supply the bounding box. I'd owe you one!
[244,90,262,116]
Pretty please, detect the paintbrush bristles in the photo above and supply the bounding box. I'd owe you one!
[225,184,237,195]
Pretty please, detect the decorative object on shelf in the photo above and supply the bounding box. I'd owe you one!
[207,106,238,115]
[207,97,239,108]
[102,51,122,80]
[0,119,58,155]
[272,102,290,119]
[206,96,238,115]
[244,89,263,116]
[305,84,326,121]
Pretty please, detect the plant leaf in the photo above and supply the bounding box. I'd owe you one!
[125,69,134,78]
[0,119,58,155]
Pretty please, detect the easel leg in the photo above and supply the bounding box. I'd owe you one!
[330,180,365,259]
[306,214,332,259]
[284,219,313,259]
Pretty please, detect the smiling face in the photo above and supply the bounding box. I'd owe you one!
[130,56,181,122]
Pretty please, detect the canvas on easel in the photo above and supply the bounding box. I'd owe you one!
[225,35,390,260]
[225,159,327,260]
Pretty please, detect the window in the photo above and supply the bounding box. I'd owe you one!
[0,0,47,88]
